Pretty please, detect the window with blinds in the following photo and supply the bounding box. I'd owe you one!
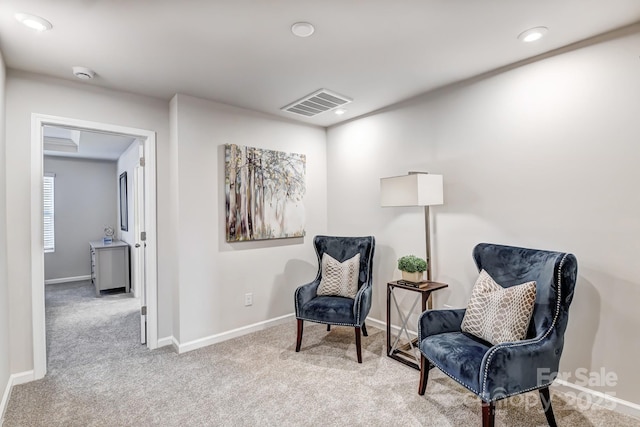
[43,173,55,253]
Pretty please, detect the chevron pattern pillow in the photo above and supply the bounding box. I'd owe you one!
[461,269,537,345]
[317,253,360,299]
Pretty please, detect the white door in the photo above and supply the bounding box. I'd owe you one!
[133,142,147,344]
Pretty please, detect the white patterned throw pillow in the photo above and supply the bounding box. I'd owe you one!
[461,269,536,345]
[317,253,360,299]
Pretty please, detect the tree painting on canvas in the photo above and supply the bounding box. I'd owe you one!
[225,144,306,241]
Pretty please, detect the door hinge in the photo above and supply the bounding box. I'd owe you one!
[141,306,147,315]
[140,231,147,241]
[139,157,146,167]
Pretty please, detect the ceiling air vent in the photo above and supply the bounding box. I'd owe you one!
[281,89,352,117]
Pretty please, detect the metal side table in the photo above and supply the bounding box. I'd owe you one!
[386,280,448,370]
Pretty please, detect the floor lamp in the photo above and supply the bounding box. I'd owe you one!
[380,172,444,282]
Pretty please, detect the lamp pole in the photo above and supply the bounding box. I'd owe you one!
[424,205,432,281]
[425,204,434,309]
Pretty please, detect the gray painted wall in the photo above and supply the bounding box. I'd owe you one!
[170,94,327,343]
[43,157,118,281]
[327,30,640,404]
[0,47,10,415]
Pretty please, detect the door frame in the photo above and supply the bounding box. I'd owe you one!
[30,114,158,380]
[133,147,147,343]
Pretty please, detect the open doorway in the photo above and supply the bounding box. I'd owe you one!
[43,127,142,330]
[30,114,158,380]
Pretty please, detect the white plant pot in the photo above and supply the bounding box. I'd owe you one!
[401,271,423,282]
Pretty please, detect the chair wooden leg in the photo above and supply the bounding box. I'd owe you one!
[539,387,557,427]
[296,319,303,352]
[327,324,331,332]
[482,401,495,427]
[418,355,430,395]
[362,322,368,337]
[355,327,362,363]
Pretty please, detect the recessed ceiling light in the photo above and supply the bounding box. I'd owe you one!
[291,22,315,38]
[518,26,548,43]
[72,66,95,80]
[334,108,347,115]
[15,13,52,32]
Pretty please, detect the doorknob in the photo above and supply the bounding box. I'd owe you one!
[135,243,141,248]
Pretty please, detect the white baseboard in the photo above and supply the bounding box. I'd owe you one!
[176,313,294,354]
[367,317,386,331]
[1,371,34,422]
[157,336,180,353]
[553,379,640,420]
[45,275,91,285]
[0,375,10,423]
[367,316,417,337]
[9,371,34,386]
[157,336,173,348]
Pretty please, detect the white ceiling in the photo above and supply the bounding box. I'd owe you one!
[43,126,137,161]
[1,1,640,127]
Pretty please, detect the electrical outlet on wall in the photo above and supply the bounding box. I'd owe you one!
[244,293,253,306]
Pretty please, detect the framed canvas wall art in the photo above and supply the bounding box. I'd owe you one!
[225,144,306,241]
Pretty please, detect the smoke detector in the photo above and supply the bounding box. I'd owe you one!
[72,66,95,80]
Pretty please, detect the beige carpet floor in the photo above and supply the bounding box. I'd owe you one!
[3,281,639,426]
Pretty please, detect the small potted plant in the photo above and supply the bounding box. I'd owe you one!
[397,255,427,282]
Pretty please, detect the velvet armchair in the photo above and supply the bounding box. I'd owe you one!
[418,243,578,427]
[294,235,375,363]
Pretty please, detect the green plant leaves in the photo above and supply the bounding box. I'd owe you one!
[397,255,427,273]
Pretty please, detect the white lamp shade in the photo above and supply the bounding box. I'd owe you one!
[380,173,443,207]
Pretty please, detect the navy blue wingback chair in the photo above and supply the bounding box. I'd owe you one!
[418,243,577,427]
[295,235,375,363]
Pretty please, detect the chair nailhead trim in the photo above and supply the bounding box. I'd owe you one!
[355,237,375,324]
[488,384,554,403]
[481,253,569,400]
[295,317,363,328]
